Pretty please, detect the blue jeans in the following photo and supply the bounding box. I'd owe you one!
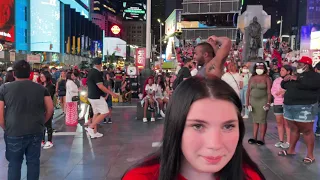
[5,133,43,180]
[317,104,320,132]
[240,85,249,116]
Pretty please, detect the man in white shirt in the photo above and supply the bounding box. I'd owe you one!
[221,62,243,96]
[190,62,198,76]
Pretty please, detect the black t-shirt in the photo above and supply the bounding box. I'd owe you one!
[0,80,50,136]
[180,67,191,79]
[87,68,104,99]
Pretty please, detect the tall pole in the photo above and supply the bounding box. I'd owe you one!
[280,16,283,42]
[159,23,162,70]
[146,0,151,69]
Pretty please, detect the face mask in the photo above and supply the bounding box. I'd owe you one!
[297,66,306,74]
[256,69,264,75]
[242,69,249,73]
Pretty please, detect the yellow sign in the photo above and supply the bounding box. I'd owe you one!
[111,25,121,35]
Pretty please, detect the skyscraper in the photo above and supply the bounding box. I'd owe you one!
[165,0,182,18]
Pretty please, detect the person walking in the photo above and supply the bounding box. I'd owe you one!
[65,72,79,126]
[85,58,118,138]
[0,60,54,180]
[40,71,56,149]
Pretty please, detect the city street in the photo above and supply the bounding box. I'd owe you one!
[0,103,319,180]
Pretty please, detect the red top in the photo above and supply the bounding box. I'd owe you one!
[123,164,262,180]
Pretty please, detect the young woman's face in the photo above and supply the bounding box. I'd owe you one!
[61,71,66,78]
[182,98,239,173]
[40,74,46,83]
[71,73,76,80]
[280,67,289,77]
[148,78,153,85]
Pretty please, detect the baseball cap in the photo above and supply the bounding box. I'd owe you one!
[298,56,312,65]
[92,57,102,65]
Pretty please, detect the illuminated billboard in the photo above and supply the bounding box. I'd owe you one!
[300,25,320,51]
[60,0,89,18]
[103,37,126,58]
[30,0,60,52]
[0,0,14,42]
[123,2,146,21]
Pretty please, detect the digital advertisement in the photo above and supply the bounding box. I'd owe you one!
[0,0,15,42]
[300,25,320,51]
[103,37,126,58]
[30,0,60,52]
[123,2,146,21]
[60,0,89,18]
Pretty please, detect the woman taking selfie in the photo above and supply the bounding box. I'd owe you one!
[123,77,265,180]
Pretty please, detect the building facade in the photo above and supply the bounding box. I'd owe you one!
[123,21,146,47]
[181,0,240,41]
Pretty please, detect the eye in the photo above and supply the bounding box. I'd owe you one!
[223,124,236,131]
[192,124,204,131]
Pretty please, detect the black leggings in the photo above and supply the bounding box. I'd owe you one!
[43,116,53,142]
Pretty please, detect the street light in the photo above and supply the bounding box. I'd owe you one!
[277,16,283,42]
[158,19,164,70]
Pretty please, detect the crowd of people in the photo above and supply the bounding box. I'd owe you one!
[1,33,320,180]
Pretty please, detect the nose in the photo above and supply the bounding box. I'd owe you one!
[205,129,223,150]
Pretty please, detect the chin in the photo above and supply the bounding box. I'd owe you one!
[195,163,225,173]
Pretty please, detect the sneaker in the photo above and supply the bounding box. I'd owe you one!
[242,115,249,119]
[143,118,147,123]
[43,141,53,149]
[160,110,165,118]
[315,130,320,137]
[85,127,96,138]
[41,141,45,147]
[151,117,155,122]
[107,118,112,124]
[280,142,290,149]
[94,132,103,138]
[274,141,283,148]
[103,119,107,124]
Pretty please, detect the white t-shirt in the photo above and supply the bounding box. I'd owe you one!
[155,84,164,98]
[145,84,157,95]
[190,69,198,76]
[222,72,243,96]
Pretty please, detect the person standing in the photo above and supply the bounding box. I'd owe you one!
[0,60,54,180]
[221,62,243,97]
[314,63,320,136]
[278,57,320,164]
[40,71,56,149]
[247,62,272,146]
[103,73,113,124]
[240,65,252,119]
[85,58,118,138]
[56,70,66,113]
[65,72,79,126]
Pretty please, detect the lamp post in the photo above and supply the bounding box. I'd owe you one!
[277,16,283,42]
[158,19,164,70]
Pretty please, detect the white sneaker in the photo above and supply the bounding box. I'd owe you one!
[85,127,96,138]
[94,132,103,138]
[160,110,165,118]
[280,142,290,149]
[151,118,155,122]
[143,118,147,123]
[41,141,45,147]
[242,115,249,119]
[274,141,283,148]
[43,141,53,149]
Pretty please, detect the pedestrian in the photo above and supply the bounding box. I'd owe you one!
[271,65,292,149]
[0,60,54,180]
[56,70,67,113]
[122,77,265,180]
[240,65,251,119]
[103,73,113,124]
[314,63,320,136]
[278,56,320,164]
[247,62,272,146]
[65,72,79,126]
[85,57,118,138]
[40,71,56,149]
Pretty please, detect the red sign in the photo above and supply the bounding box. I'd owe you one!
[111,25,121,35]
[0,0,14,42]
[135,48,146,69]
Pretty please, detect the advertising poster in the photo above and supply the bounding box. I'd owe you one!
[123,2,146,21]
[135,48,146,68]
[300,25,320,51]
[103,37,126,57]
[0,0,15,42]
[30,0,60,53]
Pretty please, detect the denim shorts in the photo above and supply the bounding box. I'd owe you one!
[283,104,318,123]
[273,105,283,115]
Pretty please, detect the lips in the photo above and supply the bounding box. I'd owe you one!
[202,156,223,164]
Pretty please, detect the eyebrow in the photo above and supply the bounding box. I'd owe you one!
[186,119,238,124]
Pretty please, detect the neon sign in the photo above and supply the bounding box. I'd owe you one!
[111,25,121,35]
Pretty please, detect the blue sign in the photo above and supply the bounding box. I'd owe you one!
[80,0,89,7]
[60,0,89,18]
[30,0,60,53]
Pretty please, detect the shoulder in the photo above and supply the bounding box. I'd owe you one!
[122,164,160,180]
[243,165,263,180]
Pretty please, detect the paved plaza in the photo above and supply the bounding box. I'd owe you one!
[0,103,319,180]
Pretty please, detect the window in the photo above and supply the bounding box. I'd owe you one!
[25,6,27,21]
[25,29,28,43]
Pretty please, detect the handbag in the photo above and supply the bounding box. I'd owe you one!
[72,96,79,102]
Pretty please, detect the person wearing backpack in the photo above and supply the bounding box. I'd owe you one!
[173,58,192,90]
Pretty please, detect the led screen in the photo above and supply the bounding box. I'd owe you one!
[310,31,320,50]
[60,0,89,18]
[80,0,89,7]
[300,25,320,51]
[30,0,60,52]
[0,0,14,42]
[123,2,146,21]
